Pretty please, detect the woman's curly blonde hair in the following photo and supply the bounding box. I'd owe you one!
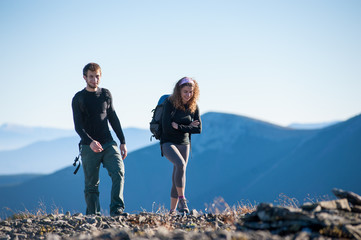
[169,77,200,113]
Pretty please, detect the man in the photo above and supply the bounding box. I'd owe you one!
[72,63,127,216]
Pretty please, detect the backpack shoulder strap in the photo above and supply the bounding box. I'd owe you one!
[77,90,86,114]
[101,88,111,108]
[164,97,176,118]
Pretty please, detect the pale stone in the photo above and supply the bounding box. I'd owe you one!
[333,188,361,206]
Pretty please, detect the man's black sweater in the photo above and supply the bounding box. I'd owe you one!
[72,88,125,145]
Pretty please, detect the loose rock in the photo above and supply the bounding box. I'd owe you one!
[1,189,361,239]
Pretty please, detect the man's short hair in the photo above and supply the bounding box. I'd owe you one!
[83,63,102,76]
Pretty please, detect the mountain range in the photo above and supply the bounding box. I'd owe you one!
[287,121,340,129]
[0,124,74,151]
[0,128,153,175]
[0,112,360,218]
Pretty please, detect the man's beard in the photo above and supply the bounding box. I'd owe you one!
[87,82,97,89]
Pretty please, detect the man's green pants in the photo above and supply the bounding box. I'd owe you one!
[81,141,125,215]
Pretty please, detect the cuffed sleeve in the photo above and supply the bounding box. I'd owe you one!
[177,105,202,134]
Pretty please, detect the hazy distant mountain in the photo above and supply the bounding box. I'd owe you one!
[0,128,153,175]
[0,124,74,151]
[0,174,44,187]
[0,112,360,217]
[245,115,361,202]
[288,121,340,129]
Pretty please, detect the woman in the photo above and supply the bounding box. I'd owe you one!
[161,77,202,214]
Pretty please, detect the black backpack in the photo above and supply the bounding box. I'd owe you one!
[149,94,170,141]
[150,95,194,158]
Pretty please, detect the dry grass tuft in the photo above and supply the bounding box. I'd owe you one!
[206,197,256,216]
[3,200,63,221]
[1,193,332,221]
[274,193,300,208]
[304,193,332,204]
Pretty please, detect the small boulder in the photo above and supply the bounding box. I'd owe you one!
[333,188,361,206]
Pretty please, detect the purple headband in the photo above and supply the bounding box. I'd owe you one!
[179,77,194,86]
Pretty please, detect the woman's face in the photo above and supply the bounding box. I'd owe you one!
[180,85,194,104]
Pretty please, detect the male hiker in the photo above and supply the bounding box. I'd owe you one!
[72,62,127,216]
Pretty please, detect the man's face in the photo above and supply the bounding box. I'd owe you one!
[84,70,101,90]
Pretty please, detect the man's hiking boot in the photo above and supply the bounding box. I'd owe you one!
[177,198,189,213]
[110,209,127,217]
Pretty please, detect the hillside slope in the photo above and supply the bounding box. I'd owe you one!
[1,112,360,217]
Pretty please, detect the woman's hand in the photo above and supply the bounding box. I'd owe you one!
[172,122,179,129]
[190,120,200,127]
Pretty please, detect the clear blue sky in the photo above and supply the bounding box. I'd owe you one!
[1,0,360,129]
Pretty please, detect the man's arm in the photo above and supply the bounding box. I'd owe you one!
[72,93,105,153]
[71,94,94,144]
[108,111,127,159]
[106,90,127,159]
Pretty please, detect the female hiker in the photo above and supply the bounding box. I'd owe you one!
[161,77,202,214]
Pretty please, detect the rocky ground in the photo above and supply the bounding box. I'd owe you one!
[1,188,361,240]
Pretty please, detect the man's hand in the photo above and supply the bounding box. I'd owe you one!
[120,144,127,160]
[90,140,103,153]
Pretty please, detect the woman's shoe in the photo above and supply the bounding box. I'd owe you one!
[169,209,177,216]
[177,198,189,213]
